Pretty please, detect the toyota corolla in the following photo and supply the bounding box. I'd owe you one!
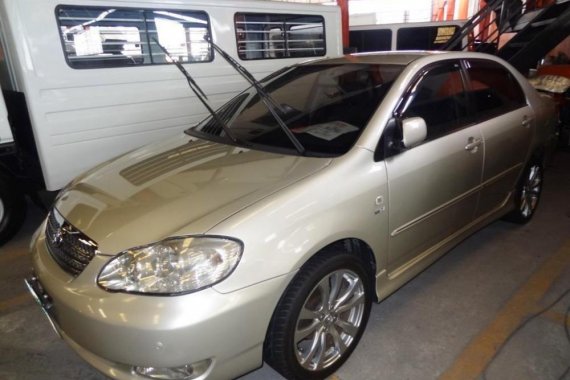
[27,51,556,380]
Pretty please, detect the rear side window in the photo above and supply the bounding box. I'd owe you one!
[464,60,526,119]
[399,61,469,141]
[235,13,325,60]
[57,6,212,69]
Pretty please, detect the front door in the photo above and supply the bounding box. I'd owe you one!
[384,61,484,274]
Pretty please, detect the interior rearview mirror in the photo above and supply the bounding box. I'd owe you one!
[402,117,427,148]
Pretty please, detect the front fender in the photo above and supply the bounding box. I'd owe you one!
[208,148,389,294]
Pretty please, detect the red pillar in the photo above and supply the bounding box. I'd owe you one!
[446,0,456,20]
[337,0,349,49]
[457,0,469,19]
[432,0,446,21]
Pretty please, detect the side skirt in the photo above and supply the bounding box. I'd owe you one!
[374,193,513,302]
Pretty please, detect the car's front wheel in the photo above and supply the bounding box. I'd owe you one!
[505,160,543,224]
[265,250,373,379]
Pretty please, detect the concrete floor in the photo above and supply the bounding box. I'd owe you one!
[1,151,569,380]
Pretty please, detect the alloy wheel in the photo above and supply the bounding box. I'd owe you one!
[0,197,4,224]
[520,164,541,218]
[294,269,366,371]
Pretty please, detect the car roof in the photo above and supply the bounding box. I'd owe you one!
[306,51,444,66]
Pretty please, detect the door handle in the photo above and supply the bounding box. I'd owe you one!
[465,137,482,152]
[522,116,532,128]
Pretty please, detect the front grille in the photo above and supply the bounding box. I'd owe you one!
[45,209,98,276]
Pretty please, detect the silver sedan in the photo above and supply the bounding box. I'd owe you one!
[27,51,557,380]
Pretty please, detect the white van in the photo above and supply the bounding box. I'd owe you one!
[0,0,342,245]
[350,20,465,52]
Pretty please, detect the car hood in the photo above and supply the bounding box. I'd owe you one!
[54,135,332,255]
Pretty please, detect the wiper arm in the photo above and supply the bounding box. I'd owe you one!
[207,37,305,155]
[152,38,238,144]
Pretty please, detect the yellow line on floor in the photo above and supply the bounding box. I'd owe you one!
[439,238,570,380]
[542,309,569,326]
[0,293,32,312]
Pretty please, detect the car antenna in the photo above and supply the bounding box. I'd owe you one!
[152,37,239,144]
[206,36,305,155]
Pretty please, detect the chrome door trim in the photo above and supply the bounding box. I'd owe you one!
[388,191,512,280]
[390,185,480,237]
[480,163,523,189]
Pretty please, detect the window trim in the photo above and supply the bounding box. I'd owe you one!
[396,59,474,135]
[233,12,327,61]
[376,59,474,161]
[461,58,529,125]
[55,4,214,70]
[376,58,531,161]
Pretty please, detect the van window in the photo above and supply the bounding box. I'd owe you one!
[464,60,527,120]
[349,29,392,52]
[396,25,460,50]
[57,6,211,69]
[235,13,325,60]
[146,10,211,64]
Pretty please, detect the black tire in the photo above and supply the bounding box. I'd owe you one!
[504,159,543,224]
[264,250,373,380]
[0,172,27,246]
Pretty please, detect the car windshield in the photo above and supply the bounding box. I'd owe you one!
[188,63,405,156]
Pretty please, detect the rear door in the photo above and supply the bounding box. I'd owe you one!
[463,59,532,218]
[384,60,484,273]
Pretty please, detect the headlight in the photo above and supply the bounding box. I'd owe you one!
[97,236,242,295]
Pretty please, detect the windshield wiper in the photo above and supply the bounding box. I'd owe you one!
[152,38,238,144]
[206,37,305,155]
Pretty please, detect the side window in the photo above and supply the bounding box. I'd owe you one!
[57,7,148,68]
[396,25,460,50]
[349,29,392,52]
[235,13,325,60]
[464,60,526,119]
[57,6,211,69]
[145,10,210,64]
[399,61,469,141]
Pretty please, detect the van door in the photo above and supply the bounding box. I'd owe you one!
[0,21,14,148]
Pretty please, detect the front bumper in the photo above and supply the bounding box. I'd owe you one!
[28,224,294,380]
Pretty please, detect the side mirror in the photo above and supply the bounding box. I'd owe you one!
[401,117,427,148]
